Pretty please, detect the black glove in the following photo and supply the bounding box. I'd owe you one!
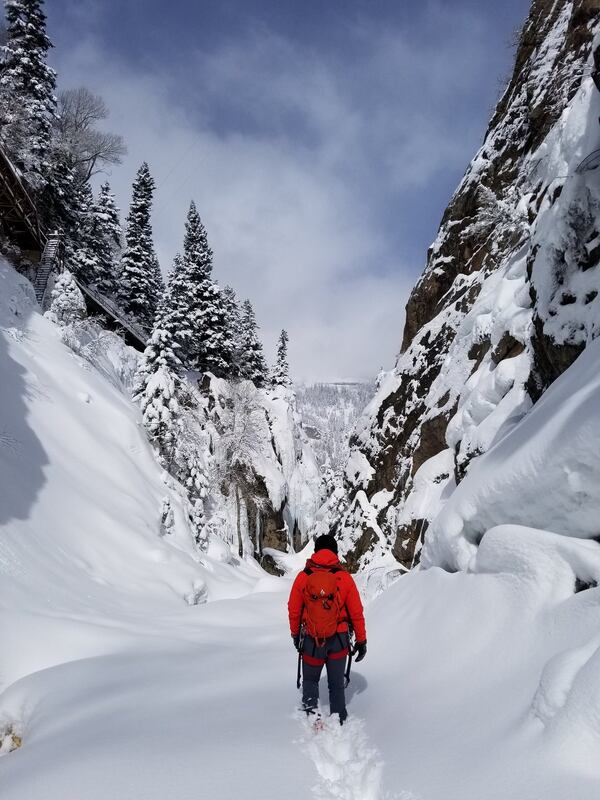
[353,641,367,662]
[292,634,301,652]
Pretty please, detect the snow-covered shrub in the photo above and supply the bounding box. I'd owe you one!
[45,269,86,327]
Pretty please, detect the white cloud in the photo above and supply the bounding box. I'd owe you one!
[50,7,497,381]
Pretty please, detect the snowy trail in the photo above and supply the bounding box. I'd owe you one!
[297,712,409,800]
[4,551,600,799]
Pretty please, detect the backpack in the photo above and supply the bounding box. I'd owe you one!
[302,566,344,646]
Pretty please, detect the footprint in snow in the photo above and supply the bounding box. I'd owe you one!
[296,710,417,800]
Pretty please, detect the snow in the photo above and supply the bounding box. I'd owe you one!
[526,1,574,108]
[397,448,455,529]
[297,713,404,800]
[295,382,374,473]
[198,377,323,547]
[4,257,600,797]
[345,449,375,485]
[423,335,600,571]
[528,76,600,348]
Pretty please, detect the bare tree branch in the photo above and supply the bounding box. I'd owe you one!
[53,87,127,184]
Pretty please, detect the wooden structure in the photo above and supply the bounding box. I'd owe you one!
[0,142,146,352]
[33,231,62,304]
[0,146,45,253]
[73,277,147,351]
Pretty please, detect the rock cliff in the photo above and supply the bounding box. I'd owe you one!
[333,0,600,570]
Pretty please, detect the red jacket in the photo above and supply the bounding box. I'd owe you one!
[287,549,367,643]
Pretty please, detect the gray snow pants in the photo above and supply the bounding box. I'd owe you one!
[301,633,349,721]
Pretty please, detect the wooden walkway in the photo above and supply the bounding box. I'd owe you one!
[73,278,147,351]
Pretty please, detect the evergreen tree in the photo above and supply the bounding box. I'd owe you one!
[68,182,98,284]
[0,0,56,176]
[45,269,86,326]
[222,285,243,379]
[119,163,163,329]
[87,182,122,295]
[135,278,210,550]
[271,329,291,388]
[165,201,232,376]
[54,177,120,292]
[37,145,79,238]
[135,291,183,453]
[149,251,164,307]
[201,281,233,377]
[158,252,188,338]
[239,300,268,387]
[95,182,122,249]
[183,200,212,277]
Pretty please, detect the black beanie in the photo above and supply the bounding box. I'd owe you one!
[314,534,338,554]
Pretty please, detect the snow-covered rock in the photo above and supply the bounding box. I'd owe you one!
[423,334,600,571]
[192,377,323,571]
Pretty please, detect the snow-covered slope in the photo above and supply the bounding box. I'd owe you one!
[0,259,262,685]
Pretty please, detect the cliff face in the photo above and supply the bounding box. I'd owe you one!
[195,376,323,574]
[333,0,600,570]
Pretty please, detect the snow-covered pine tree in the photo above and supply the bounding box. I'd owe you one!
[178,440,210,549]
[170,201,233,376]
[45,269,86,326]
[183,200,212,277]
[135,262,212,549]
[222,285,243,379]
[135,289,183,457]
[271,329,291,388]
[157,252,190,351]
[239,299,268,387]
[88,182,122,295]
[0,0,56,177]
[69,182,99,284]
[202,281,233,377]
[94,183,122,250]
[149,251,164,308]
[119,163,163,330]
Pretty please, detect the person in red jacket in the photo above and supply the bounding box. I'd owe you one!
[287,534,367,724]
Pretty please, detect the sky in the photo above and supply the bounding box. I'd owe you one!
[45,0,530,382]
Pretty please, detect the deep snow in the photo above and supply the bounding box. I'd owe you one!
[3,259,600,798]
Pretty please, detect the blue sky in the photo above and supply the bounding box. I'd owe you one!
[46,0,530,381]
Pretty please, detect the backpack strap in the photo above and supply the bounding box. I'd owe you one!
[304,564,342,575]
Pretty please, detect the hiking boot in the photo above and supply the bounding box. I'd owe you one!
[303,704,319,717]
